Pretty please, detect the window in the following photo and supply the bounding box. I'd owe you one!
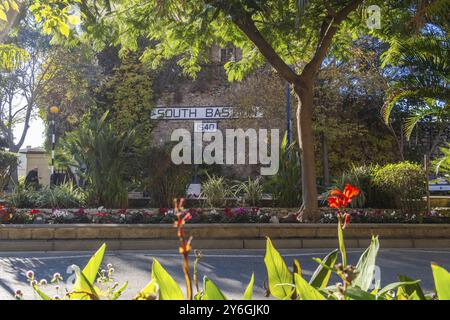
[220,47,235,63]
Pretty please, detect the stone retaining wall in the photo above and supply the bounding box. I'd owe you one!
[0,224,449,251]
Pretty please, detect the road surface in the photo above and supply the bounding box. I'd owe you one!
[0,248,449,300]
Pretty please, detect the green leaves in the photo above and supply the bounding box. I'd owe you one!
[377,280,421,299]
[134,279,157,300]
[83,243,106,284]
[431,263,450,300]
[151,259,184,300]
[397,275,426,300]
[70,243,106,300]
[243,273,254,300]
[294,274,325,300]
[70,265,100,300]
[310,249,338,288]
[353,236,380,291]
[0,45,30,71]
[0,0,19,22]
[264,238,293,299]
[202,277,227,300]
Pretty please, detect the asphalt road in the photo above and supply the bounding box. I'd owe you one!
[0,248,449,300]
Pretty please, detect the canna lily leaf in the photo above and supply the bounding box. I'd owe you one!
[431,263,450,300]
[294,273,325,300]
[202,276,227,300]
[70,265,100,300]
[353,236,379,291]
[377,280,421,298]
[111,281,128,300]
[32,284,52,300]
[151,259,184,300]
[82,243,106,285]
[243,273,254,300]
[264,238,293,299]
[293,259,302,277]
[134,279,158,300]
[345,286,376,300]
[310,249,338,288]
[397,275,426,300]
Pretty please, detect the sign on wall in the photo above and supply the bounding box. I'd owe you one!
[194,122,218,133]
[151,106,233,120]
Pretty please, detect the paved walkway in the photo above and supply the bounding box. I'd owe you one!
[0,248,449,300]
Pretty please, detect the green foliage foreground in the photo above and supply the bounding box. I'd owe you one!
[19,234,450,300]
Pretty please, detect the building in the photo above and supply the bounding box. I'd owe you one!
[18,146,51,187]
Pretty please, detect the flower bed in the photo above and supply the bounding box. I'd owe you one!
[1,206,449,224]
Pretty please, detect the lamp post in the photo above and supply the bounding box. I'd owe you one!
[49,105,59,185]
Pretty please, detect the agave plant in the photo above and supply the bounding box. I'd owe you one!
[234,177,263,207]
[61,111,134,208]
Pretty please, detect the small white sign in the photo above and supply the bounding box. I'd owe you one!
[186,183,201,197]
[194,122,218,133]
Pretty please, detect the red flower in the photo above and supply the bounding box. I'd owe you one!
[328,196,344,209]
[28,209,41,215]
[224,208,234,218]
[328,184,361,209]
[95,211,108,217]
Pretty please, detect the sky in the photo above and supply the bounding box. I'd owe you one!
[13,117,45,149]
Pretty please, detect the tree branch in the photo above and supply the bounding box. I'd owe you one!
[304,0,364,76]
[231,13,300,84]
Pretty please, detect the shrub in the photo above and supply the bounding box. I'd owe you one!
[7,182,86,209]
[61,111,132,208]
[143,144,191,208]
[234,177,263,207]
[36,183,87,208]
[0,150,17,192]
[201,175,233,208]
[372,161,426,215]
[8,180,36,208]
[325,164,373,208]
[265,133,301,207]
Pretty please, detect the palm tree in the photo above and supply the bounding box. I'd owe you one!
[434,143,450,175]
[381,32,449,158]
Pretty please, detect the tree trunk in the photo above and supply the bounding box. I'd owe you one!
[8,145,19,189]
[321,132,330,187]
[294,80,319,222]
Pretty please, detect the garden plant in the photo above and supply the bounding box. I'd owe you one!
[14,186,450,301]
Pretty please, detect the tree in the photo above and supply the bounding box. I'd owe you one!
[0,17,53,182]
[381,33,449,160]
[36,45,100,143]
[60,0,369,221]
[28,0,447,220]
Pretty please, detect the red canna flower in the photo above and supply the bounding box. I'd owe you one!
[328,196,343,209]
[343,184,360,201]
[328,184,361,209]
